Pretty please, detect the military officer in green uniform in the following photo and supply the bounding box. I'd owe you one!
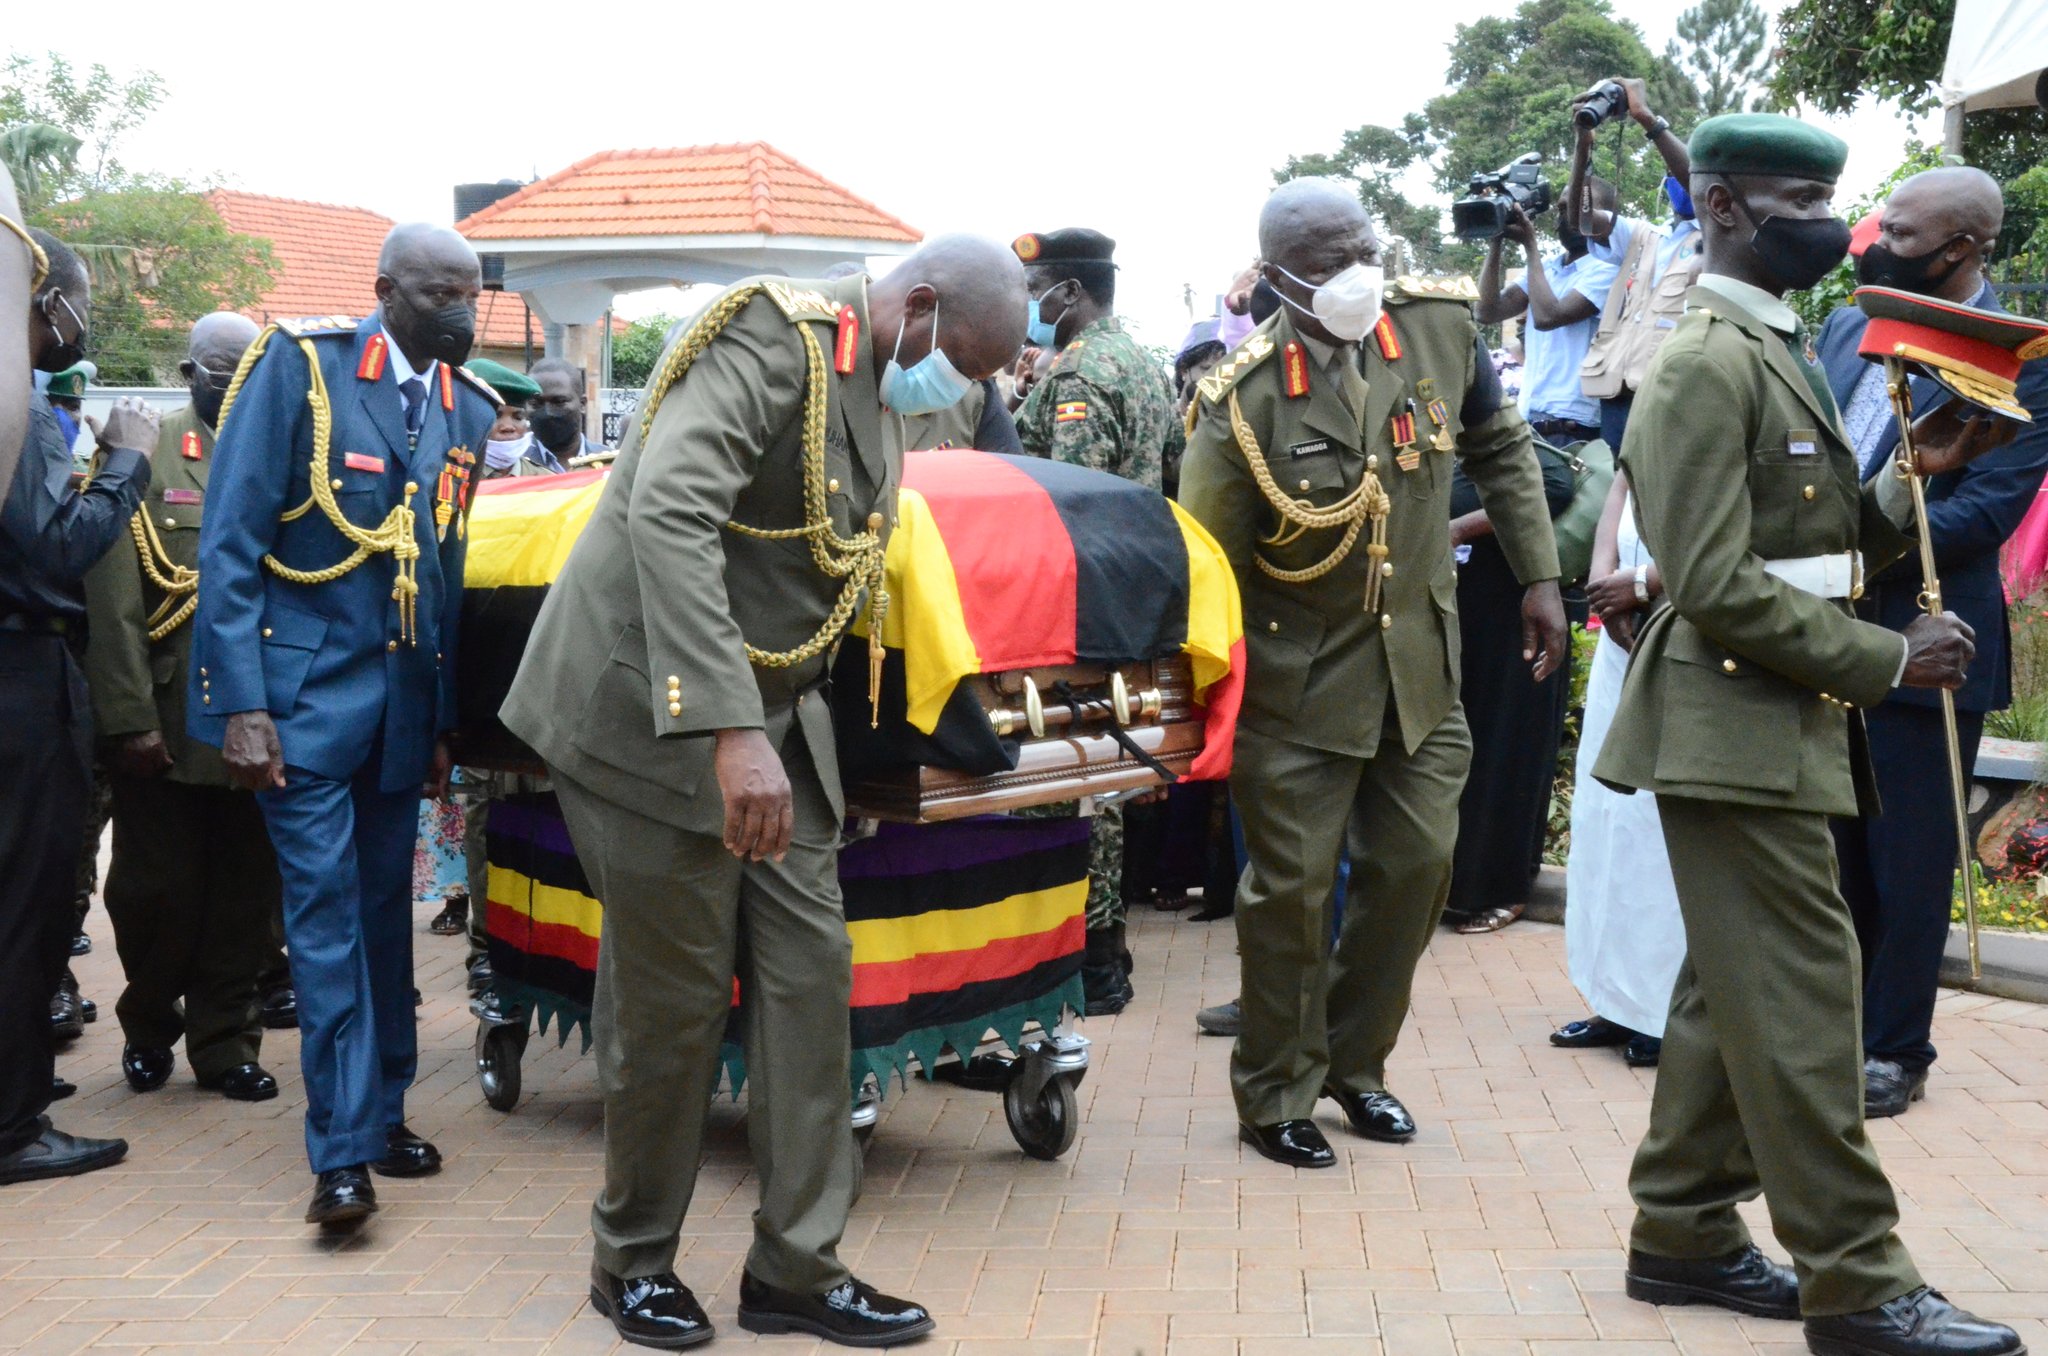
[501,235,1024,1350]
[1593,114,2023,1356]
[1181,179,1566,1169]
[1012,227,1185,1014]
[82,311,283,1102]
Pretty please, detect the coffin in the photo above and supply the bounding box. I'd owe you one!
[452,450,1245,820]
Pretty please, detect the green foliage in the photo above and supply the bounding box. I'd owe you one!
[1784,141,1948,331]
[609,313,679,391]
[0,122,79,204]
[1672,0,1772,116]
[1769,0,1953,117]
[0,52,164,206]
[1542,622,1602,866]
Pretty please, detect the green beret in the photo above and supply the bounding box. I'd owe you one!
[44,362,94,398]
[464,358,540,405]
[1689,113,1848,185]
[1012,227,1117,268]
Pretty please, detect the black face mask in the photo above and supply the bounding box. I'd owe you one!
[1729,182,1852,293]
[389,293,477,367]
[1856,237,1965,295]
[192,383,226,429]
[528,408,582,451]
[1558,221,1589,256]
[36,294,86,374]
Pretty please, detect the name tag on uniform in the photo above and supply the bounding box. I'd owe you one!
[1288,438,1332,458]
[343,452,385,473]
[162,489,202,506]
[1788,429,1818,457]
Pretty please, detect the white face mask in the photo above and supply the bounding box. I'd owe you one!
[1272,261,1385,342]
[484,433,532,471]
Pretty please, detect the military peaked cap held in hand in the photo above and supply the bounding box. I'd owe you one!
[44,361,94,397]
[464,358,540,405]
[1689,113,1848,185]
[1012,228,1117,268]
[1855,284,2048,422]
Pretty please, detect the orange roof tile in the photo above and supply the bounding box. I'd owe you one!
[456,143,920,244]
[207,189,538,348]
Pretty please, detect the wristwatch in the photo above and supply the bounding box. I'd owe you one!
[1633,564,1651,603]
[1643,114,1670,141]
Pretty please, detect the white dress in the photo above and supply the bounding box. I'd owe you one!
[1563,498,1686,1037]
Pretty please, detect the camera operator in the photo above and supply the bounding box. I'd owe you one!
[1477,182,1621,446]
[1564,76,1700,451]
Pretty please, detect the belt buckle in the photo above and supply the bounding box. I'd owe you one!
[1850,551,1864,602]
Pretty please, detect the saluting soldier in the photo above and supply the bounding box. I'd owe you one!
[83,311,284,1103]
[1180,179,1566,1168]
[501,237,1024,1350]
[1592,114,2024,1356]
[1012,227,1185,1014]
[191,224,499,1230]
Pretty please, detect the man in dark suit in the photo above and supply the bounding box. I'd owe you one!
[1818,166,2048,1119]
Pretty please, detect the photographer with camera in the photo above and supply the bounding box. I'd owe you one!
[1564,76,1701,451]
[1477,180,1621,445]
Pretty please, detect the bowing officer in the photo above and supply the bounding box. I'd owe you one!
[1592,114,2023,1356]
[502,236,1023,1350]
[192,224,498,1230]
[1181,179,1566,1169]
[84,311,284,1103]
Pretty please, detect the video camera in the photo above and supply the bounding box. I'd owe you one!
[1451,154,1553,243]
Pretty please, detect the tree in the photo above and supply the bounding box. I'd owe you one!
[1671,0,1772,116]
[609,313,680,391]
[0,122,79,205]
[1278,0,1701,274]
[0,52,164,205]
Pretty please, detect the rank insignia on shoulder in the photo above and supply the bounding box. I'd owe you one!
[454,364,504,406]
[1196,332,1277,404]
[1387,274,1480,304]
[276,314,359,339]
[1056,400,1089,424]
[438,363,455,412]
[181,431,203,461]
[1282,341,1310,398]
[834,305,860,375]
[1374,313,1402,361]
[760,281,837,322]
[357,333,388,382]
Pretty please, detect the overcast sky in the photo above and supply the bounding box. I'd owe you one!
[51,0,1923,351]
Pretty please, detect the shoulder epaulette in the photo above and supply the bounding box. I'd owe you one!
[1195,332,1277,405]
[453,364,504,406]
[759,281,840,324]
[1386,275,1479,304]
[272,314,360,339]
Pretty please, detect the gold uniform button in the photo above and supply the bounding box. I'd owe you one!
[867,512,884,531]
[1820,693,1832,703]
[1298,479,1312,492]
[828,478,841,493]
[435,652,443,663]
[199,667,208,677]
[1367,455,1379,471]
[1380,614,1393,630]
[666,675,680,686]
[163,516,177,528]
[387,640,398,652]
[1802,485,1816,501]
[667,701,682,717]
[201,695,210,705]
[261,627,273,638]
[1722,659,1737,673]
[1267,620,1280,633]
[331,478,344,489]
[1381,562,1394,578]
[404,481,419,495]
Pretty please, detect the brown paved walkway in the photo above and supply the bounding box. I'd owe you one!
[5,905,2046,1355]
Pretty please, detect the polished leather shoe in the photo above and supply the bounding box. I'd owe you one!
[1624,1035,1663,1068]
[0,1119,127,1184]
[1238,1119,1336,1168]
[305,1166,377,1228]
[1625,1243,1800,1320]
[69,931,90,957]
[49,979,84,1043]
[1196,998,1242,1037]
[50,1077,75,1101]
[258,987,298,1030]
[1805,1286,2024,1356]
[201,1063,279,1102]
[1323,1087,1417,1142]
[1865,1058,1929,1119]
[467,957,495,996]
[737,1269,935,1347]
[80,996,96,1023]
[589,1264,714,1349]
[1550,1014,1635,1048]
[122,1044,175,1092]
[428,895,469,936]
[371,1124,442,1177]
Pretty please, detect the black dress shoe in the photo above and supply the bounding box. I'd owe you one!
[589,1264,714,1349]
[1196,998,1241,1037]
[80,996,95,1023]
[122,1044,175,1092]
[371,1124,442,1177]
[1805,1286,2024,1356]
[1865,1058,1929,1119]
[1238,1119,1336,1168]
[49,979,84,1043]
[200,1063,279,1102]
[1624,1035,1663,1068]
[0,1119,127,1184]
[428,895,469,936]
[50,1077,75,1101]
[305,1166,377,1228]
[1323,1087,1417,1142]
[69,932,91,957]
[1625,1243,1800,1320]
[259,987,298,1030]
[737,1269,935,1347]
[1550,1015,1635,1048]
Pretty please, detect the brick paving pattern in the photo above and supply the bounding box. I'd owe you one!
[5,904,2046,1355]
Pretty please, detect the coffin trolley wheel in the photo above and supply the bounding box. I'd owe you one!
[1002,1034,1091,1161]
[475,1014,529,1113]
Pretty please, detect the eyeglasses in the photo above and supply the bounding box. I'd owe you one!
[188,361,234,391]
[47,290,88,346]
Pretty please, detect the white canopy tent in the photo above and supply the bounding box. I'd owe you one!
[1940,0,2048,138]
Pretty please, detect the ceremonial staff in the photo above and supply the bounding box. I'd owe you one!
[1855,285,2048,979]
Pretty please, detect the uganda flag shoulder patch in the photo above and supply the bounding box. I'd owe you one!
[1055,400,1088,424]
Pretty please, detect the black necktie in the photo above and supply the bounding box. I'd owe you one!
[400,376,426,447]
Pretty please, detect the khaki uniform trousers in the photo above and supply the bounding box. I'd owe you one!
[554,728,858,1293]
[1230,706,1471,1127]
[1632,794,1922,1316]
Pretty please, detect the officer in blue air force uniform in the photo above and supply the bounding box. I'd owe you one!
[190,224,498,1230]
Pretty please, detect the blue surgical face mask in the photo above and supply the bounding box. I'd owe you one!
[878,302,972,416]
[1025,284,1064,349]
[1664,175,1695,221]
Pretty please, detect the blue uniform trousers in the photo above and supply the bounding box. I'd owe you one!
[258,751,419,1172]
